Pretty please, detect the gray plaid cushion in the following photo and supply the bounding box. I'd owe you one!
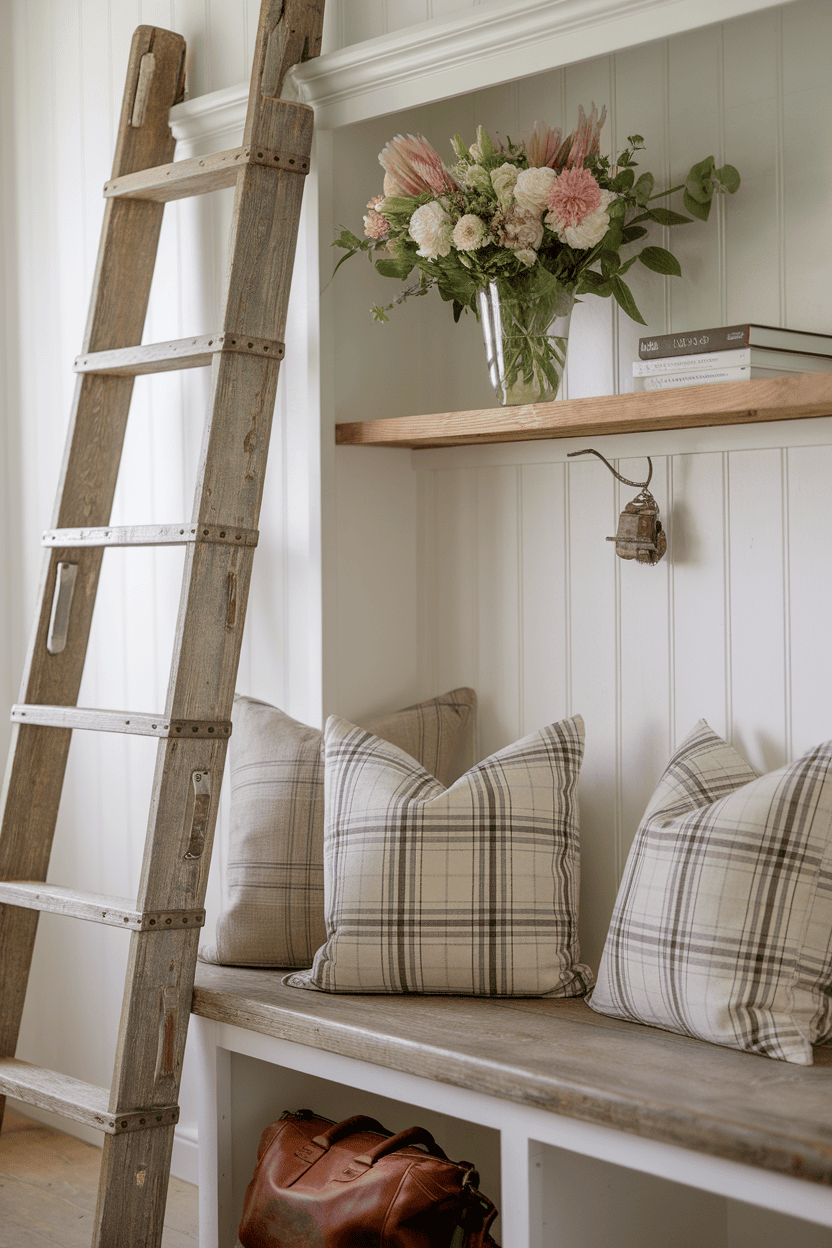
[589,720,832,1064]
[200,689,476,968]
[285,713,593,997]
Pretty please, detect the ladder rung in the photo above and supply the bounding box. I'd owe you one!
[42,522,259,549]
[74,332,284,375]
[0,1058,179,1135]
[10,705,232,738]
[103,143,311,202]
[0,881,205,931]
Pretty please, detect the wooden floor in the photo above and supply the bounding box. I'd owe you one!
[0,1108,199,1247]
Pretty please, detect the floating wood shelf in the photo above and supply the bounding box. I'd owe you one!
[335,372,832,450]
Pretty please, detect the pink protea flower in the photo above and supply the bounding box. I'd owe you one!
[379,133,459,196]
[523,120,563,169]
[564,102,607,168]
[545,166,602,229]
[363,194,389,240]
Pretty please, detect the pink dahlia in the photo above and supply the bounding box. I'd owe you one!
[378,133,459,197]
[546,167,602,229]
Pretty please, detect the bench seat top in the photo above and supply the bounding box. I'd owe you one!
[192,964,832,1186]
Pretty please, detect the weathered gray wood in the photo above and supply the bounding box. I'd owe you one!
[0,26,186,1129]
[335,372,832,448]
[43,522,258,548]
[192,963,832,1187]
[103,144,310,201]
[74,333,284,375]
[1,6,325,1245]
[0,1059,178,1135]
[10,706,231,738]
[0,882,205,932]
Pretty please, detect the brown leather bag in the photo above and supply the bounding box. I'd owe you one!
[238,1109,499,1248]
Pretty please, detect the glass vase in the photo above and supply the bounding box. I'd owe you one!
[477,276,575,406]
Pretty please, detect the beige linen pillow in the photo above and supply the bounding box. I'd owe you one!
[590,720,832,1064]
[286,713,592,997]
[200,688,476,968]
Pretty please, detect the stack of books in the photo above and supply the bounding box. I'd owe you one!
[633,324,832,391]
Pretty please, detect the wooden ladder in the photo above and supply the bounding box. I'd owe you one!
[0,2,324,1243]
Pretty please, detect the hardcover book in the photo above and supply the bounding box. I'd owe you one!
[633,347,832,377]
[638,323,832,360]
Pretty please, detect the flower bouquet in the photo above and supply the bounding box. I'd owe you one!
[333,106,740,405]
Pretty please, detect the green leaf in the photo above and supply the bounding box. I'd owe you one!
[599,250,620,280]
[375,256,415,281]
[637,245,682,277]
[611,168,635,193]
[633,172,654,205]
[621,225,649,243]
[645,206,694,227]
[371,305,390,323]
[716,162,741,194]
[452,299,465,323]
[685,155,717,203]
[611,276,646,324]
[682,188,711,221]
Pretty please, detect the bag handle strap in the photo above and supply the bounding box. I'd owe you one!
[310,1114,391,1149]
[355,1126,449,1166]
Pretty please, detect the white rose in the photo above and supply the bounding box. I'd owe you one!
[514,166,557,216]
[550,203,610,249]
[490,162,519,209]
[452,214,489,252]
[408,201,453,259]
[499,206,544,252]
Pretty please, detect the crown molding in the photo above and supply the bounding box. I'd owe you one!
[170,0,793,142]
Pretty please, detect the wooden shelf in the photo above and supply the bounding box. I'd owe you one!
[335,372,832,450]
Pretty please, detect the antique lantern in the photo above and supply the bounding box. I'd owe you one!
[567,448,667,565]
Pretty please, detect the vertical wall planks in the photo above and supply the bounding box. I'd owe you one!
[785,443,832,758]
[519,463,569,737]
[565,456,620,967]
[669,451,730,743]
[615,454,672,868]
[475,466,522,759]
[726,448,788,774]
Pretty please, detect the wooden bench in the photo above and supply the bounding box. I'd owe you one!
[191,963,832,1248]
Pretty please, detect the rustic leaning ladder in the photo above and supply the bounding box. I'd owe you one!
[0,2,324,1243]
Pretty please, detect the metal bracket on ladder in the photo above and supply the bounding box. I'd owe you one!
[0,4,326,1246]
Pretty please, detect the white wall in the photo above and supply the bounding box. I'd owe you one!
[3,0,832,1227]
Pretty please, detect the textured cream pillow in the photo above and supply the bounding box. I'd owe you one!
[286,713,592,997]
[590,720,832,1064]
[200,689,476,968]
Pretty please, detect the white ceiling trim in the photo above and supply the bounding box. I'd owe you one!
[170,0,795,141]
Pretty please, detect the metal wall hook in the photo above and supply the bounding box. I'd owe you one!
[566,447,667,565]
[567,448,653,492]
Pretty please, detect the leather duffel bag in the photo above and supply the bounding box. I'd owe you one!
[238,1109,499,1247]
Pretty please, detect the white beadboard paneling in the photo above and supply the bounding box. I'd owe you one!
[786,443,832,757]
[669,451,730,743]
[616,454,672,867]
[565,456,620,968]
[519,462,569,736]
[475,465,522,757]
[726,447,789,773]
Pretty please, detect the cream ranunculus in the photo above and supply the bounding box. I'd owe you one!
[490,162,520,209]
[452,214,489,252]
[550,203,611,249]
[514,166,557,216]
[498,206,544,252]
[514,248,538,267]
[408,201,453,259]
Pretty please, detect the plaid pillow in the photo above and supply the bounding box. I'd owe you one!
[199,689,476,968]
[589,720,832,1064]
[285,714,593,997]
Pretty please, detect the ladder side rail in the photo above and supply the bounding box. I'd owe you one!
[95,7,326,1242]
[0,25,186,1119]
